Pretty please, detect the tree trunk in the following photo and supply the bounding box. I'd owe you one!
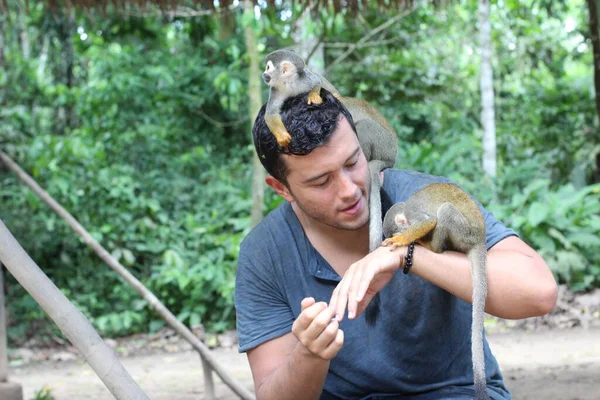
[0,265,7,382]
[478,0,497,177]
[37,35,50,84]
[218,0,235,41]
[0,15,6,106]
[244,0,265,228]
[293,8,325,75]
[64,12,75,130]
[586,0,600,182]
[17,2,30,60]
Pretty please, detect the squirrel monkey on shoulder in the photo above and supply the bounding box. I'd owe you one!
[262,49,397,252]
[378,183,490,400]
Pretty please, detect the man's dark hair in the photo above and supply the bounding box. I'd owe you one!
[252,89,356,183]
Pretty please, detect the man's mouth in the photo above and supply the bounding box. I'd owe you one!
[340,198,362,215]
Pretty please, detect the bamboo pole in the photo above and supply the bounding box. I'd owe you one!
[0,265,7,382]
[0,151,254,400]
[0,222,149,400]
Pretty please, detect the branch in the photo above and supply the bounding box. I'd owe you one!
[305,15,328,65]
[195,108,249,128]
[325,9,414,73]
[325,37,403,48]
[123,4,239,18]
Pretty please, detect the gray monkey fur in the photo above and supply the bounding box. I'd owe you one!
[378,183,490,400]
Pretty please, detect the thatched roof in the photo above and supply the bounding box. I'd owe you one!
[1,0,443,15]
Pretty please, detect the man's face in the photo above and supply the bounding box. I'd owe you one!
[277,116,370,231]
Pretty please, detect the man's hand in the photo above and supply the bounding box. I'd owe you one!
[292,297,344,360]
[329,245,406,322]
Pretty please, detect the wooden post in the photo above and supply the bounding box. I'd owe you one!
[0,264,7,382]
[202,355,215,400]
[0,222,150,400]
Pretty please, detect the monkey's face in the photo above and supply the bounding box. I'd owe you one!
[263,59,298,88]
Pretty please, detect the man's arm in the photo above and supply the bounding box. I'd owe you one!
[247,298,343,400]
[330,236,557,322]
[410,236,557,319]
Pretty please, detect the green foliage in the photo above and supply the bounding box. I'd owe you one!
[489,182,600,291]
[32,386,55,400]
[0,0,598,344]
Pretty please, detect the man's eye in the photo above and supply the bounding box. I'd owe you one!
[315,178,329,187]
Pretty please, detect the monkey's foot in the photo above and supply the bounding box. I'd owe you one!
[273,129,292,147]
[307,91,323,105]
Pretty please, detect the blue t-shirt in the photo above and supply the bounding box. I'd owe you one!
[235,170,518,400]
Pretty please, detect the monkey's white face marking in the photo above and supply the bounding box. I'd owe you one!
[264,60,275,74]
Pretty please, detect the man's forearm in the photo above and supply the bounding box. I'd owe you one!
[256,343,329,400]
[409,238,557,319]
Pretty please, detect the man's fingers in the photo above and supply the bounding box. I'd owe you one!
[306,305,335,339]
[356,291,377,317]
[347,266,365,320]
[356,268,376,303]
[321,329,344,360]
[301,297,315,311]
[292,301,327,336]
[328,287,339,316]
[333,264,356,322]
[309,318,339,351]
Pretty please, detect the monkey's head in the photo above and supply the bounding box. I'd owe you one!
[263,50,306,89]
[383,202,407,238]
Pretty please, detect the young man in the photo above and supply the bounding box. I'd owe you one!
[235,90,557,400]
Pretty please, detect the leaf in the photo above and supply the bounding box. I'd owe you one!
[163,249,185,269]
[565,232,600,248]
[548,228,573,250]
[527,202,549,227]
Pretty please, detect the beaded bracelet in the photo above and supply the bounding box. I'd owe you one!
[403,242,416,275]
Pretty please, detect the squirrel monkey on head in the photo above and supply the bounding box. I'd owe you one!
[262,49,397,252]
[263,50,342,147]
[377,182,490,400]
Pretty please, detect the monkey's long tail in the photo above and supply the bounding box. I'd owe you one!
[469,243,490,400]
[367,160,387,253]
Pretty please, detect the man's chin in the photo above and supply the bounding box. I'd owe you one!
[337,214,370,231]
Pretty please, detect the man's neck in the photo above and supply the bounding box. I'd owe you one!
[291,203,370,255]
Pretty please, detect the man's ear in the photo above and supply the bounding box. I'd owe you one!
[266,175,294,203]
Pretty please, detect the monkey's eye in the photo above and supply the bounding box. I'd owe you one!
[265,61,274,73]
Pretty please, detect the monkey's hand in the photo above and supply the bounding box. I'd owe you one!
[329,245,406,322]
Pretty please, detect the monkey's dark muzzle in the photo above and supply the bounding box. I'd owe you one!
[262,73,271,84]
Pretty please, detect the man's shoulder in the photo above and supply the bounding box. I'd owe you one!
[383,169,451,201]
[240,201,291,253]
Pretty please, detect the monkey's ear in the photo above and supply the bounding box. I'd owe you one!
[280,61,296,75]
[394,213,408,226]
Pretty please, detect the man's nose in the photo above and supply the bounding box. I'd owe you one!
[338,173,358,199]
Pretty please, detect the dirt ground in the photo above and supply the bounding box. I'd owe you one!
[7,326,600,400]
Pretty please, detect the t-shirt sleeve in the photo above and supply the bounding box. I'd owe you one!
[235,242,295,353]
[479,204,519,250]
